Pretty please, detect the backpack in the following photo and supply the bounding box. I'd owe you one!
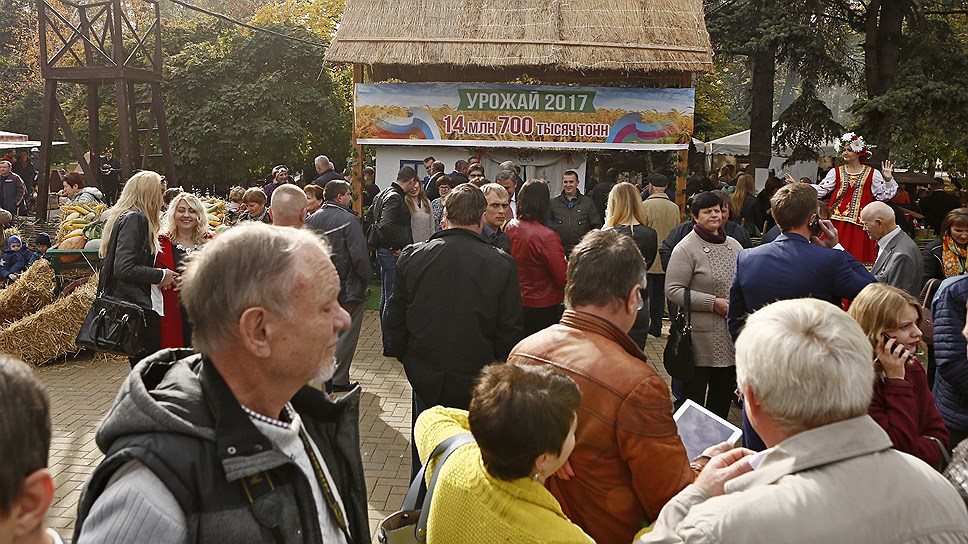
[365,189,386,247]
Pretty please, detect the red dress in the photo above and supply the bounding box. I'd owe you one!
[826,165,878,266]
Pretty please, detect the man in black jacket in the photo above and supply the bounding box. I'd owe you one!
[386,184,523,476]
[306,180,371,392]
[372,166,417,356]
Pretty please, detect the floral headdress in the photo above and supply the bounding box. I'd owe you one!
[834,132,874,162]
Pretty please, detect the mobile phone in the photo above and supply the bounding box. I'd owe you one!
[881,333,892,343]
[809,215,822,236]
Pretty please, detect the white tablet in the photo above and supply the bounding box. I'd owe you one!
[673,399,743,460]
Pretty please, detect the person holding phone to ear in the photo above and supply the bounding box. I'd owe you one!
[848,282,949,468]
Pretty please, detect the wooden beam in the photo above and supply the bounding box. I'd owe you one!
[151,82,176,182]
[81,8,100,191]
[351,63,364,216]
[127,82,139,168]
[53,100,96,185]
[115,79,132,180]
[44,66,163,82]
[677,71,693,212]
[38,79,56,221]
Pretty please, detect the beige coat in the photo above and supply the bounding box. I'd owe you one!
[664,230,738,367]
[640,415,968,544]
[643,193,682,274]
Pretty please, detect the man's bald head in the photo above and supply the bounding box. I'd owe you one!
[860,201,897,241]
[269,184,308,227]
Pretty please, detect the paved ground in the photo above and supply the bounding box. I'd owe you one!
[35,310,739,541]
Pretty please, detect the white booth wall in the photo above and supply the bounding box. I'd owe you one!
[372,145,587,196]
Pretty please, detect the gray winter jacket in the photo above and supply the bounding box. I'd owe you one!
[72,349,369,544]
[306,202,371,304]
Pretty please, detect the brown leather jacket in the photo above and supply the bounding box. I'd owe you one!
[508,310,695,544]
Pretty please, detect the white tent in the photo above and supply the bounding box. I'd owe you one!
[704,124,837,157]
[0,131,67,151]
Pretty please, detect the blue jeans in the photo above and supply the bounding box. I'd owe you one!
[647,273,666,336]
[377,248,398,352]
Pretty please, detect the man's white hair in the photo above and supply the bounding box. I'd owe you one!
[735,298,874,433]
[314,155,329,169]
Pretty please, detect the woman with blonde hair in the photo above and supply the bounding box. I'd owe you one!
[156,192,214,348]
[603,182,657,348]
[406,179,435,243]
[98,170,176,367]
[730,173,761,235]
[848,282,948,467]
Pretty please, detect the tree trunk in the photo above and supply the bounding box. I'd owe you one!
[749,44,777,169]
[863,0,906,161]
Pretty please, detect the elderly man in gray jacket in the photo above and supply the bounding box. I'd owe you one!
[306,180,371,392]
[640,298,968,544]
[861,201,924,296]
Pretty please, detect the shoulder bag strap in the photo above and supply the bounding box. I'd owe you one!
[97,211,128,297]
[401,432,473,509]
[414,433,475,542]
[684,288,692,328]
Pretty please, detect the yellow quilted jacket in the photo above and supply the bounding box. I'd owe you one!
[415,407,596,544]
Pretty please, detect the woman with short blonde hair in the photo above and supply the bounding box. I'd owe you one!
[848,282,948,467]
[98,170,176,366]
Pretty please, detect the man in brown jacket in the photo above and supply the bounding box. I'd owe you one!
[508,229,711,544]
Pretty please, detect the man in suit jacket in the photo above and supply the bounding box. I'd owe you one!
[861,201,923,296]
[729,183,876,450]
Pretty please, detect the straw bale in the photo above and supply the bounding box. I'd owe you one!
[0,259,55,326]
[0,274,97,366]
[326,0,712,80]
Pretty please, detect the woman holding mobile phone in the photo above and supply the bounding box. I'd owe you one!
[848,282,948,468]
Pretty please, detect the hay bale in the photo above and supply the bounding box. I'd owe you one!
[0,273,97,366]
[0,259,55,325]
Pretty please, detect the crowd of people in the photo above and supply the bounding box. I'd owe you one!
[3,136,968,544]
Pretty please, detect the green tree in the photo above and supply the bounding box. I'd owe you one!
[162,21,351,191]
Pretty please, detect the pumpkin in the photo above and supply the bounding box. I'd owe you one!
[56,235,87,263]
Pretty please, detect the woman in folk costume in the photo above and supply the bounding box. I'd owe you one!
[788,132,896,266]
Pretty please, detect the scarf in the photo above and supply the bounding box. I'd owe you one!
[942,235,967,278]
[693,223,727,244]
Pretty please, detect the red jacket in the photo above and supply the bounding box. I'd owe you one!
[155,235,185,349]
[504,219,567,308]
[868,358,949,467]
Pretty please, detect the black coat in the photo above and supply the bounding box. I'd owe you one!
[101,211,164,310]
[371,183,413,250]
[386,228,523,409]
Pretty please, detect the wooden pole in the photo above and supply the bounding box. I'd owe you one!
[38,79,56,222]
[677,71,693,212]
[351,63,364,216]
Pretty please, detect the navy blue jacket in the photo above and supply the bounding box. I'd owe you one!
[728,233,876,339]
[932,276,968,433]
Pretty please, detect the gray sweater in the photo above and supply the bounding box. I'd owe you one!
[665,230,738,367]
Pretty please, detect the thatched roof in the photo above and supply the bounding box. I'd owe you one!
[326,0,712,84]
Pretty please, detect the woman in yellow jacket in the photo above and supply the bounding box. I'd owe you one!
[415,362,594,544]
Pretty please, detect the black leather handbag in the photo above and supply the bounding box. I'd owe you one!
[663,288,696,381]
[75,219,147,357]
